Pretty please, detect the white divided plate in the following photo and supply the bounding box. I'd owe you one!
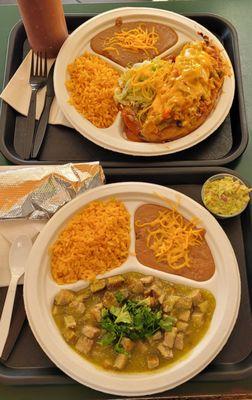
[24,182,240,396]
[54,7,235,157]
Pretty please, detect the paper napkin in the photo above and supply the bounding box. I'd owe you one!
[0,220,46,287]
[0,51,72,128]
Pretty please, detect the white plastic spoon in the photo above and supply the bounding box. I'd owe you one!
[0,235,32,356]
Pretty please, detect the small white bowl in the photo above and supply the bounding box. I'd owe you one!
[201,173,250,219]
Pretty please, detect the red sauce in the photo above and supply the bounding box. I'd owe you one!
[17,0,68,58]
[125,127,143,142]
[121,108,144,142]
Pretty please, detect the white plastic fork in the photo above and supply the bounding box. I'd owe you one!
[0,235,32,357]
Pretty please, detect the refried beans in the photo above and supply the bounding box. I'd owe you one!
[90,19,178,67]
[134,204,215,281]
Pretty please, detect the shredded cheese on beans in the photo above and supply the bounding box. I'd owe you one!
[136,208,204,270]
[103,25,159,56]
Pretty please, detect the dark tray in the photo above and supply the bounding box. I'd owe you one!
[0,13,248,167]
[0,166,251,388]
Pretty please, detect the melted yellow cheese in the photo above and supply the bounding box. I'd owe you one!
[143,41,226,133]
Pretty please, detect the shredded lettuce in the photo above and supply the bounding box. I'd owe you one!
[114,58,171,113]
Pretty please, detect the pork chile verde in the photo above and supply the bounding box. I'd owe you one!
[52,272,215,372]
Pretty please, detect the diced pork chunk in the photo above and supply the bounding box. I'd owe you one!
[75,336,93,355]
[76,291,90,302]
[76,302,86,314]
[149,330,162,342]
[90,307,101,322]
[175,296,192,310]
[63,329,77,343]
[64,315,76,329]
[162,313,177,322]
[198,301,209,313]
[191,311,204,326]
[143,296,158,308]
[129,279,144,294]
[157,344,174,359]
[163,295,180,312]
[69,300,85,314]
[91,303,103,322]
[120,288,129,299]
[178,309,191,322]
[163,327,178,348]
[107,275,125,289]
[188,289,203,305]
[96,302,103,309]
[103,359,113,369]
[147,354,160,369]
[54,290,75,306]
[158,294,165,304]
[102,291,118,308]
[176,321,189,332]
[164,284,175,296]
[136,340,148,353]
[149,284,162,297]
[153,278,163,288]
[90,279,106,293]
[140,276,154,285]
[82,325,100,339]
[174,333,184,350]
[114,354,128,370]
[121,337,134,352]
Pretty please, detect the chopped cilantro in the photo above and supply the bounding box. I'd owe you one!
[115,291,125,303]
[98,332,116,346]
[99,298,176,353]
[114,341,128,355]
[159,316,177,331]
[109,306,121,317]
[110,304,132,324]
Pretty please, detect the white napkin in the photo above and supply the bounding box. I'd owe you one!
[0,220,46,287]
[0,51,72,128]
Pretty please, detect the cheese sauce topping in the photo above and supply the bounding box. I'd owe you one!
[114,38,229,142]
[143,41,228,135]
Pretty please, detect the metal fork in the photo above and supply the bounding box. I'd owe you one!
[22,51,48,159]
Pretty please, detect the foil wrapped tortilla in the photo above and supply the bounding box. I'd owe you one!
[0,163,105,220]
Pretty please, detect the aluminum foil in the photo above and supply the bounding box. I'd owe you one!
[0,163,105,220]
